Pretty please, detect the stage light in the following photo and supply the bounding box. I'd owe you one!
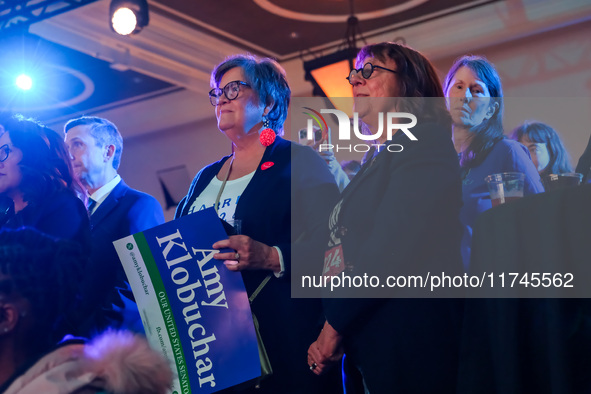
[112,8,137,35]
[15,74,33,90]
[109,0,149,36]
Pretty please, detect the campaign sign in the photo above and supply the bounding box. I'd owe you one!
[114,208,261,393]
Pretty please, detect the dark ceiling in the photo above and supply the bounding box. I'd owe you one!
[0,0,498,125]
[152,0,496,59]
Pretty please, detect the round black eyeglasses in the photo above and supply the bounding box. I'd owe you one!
[346,63,397,85]
[0,144,12,162]
[209,80,250,106]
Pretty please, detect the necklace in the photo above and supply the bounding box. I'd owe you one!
[214,154,235,214]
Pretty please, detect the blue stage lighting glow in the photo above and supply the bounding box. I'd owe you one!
[16,74,33,90]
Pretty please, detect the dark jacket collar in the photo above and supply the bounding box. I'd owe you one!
[90,178,128,227]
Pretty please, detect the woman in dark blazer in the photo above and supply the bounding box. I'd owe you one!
[307,42,464,394]
[175,55,340,394]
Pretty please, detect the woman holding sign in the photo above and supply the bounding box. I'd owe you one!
[175,55,340,393]
[307,42,464,393]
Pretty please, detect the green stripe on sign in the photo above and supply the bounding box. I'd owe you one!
[135,233,191,393]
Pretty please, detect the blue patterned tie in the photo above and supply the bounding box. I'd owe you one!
[87,198,97,214]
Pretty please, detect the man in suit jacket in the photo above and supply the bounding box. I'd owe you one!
[64,116,165,335]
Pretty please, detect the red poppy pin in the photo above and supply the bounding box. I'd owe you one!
[261,161,274,170]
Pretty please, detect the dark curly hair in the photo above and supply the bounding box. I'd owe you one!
[355,42,452,128]
[0,227,86,354]
[0,114,86,205]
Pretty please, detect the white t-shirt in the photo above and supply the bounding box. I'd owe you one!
[186,168,285,277]
[187,170,255,221]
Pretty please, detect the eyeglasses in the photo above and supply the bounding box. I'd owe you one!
[346,63,397,85]
[0,144,12,162]
[209,80,251,106]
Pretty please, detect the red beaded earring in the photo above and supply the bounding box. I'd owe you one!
[260,115,276,147]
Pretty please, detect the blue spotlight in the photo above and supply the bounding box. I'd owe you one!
[16,74,33,90]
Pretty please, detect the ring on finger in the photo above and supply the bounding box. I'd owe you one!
[235,252,240,260]
[310,362,317,371]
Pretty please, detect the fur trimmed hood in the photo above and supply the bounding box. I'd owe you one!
[4,331,172,394]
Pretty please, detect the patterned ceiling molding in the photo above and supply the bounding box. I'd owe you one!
[151,1,279,58]
[252,0,430,23]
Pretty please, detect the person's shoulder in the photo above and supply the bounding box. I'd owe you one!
[37,188,86,224]
[188,155,231,182]
[269,135,296,154]
[497,138,520,148]
[416,121,452,141]
[120,181,155,200]
[282,138,331,171]
[493,138,532,162]
[279,136,300,150]
[263,136,315,168]
[47,188,85,209]
[395,121,455,158]
[391,121,452,150]
[495,138,526,153]
[281,137,318,159]
[118,180,161,208]
[116,181,164,227]
[49,187,79,199]
[205,154,233,170]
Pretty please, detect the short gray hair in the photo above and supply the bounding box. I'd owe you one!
[211,54,291,135]
[64,116,123,169]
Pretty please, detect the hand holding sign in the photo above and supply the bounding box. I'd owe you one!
[213,235,281,274]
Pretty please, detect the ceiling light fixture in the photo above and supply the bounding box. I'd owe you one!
[303,3,366,115]
[109,0,149,36]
